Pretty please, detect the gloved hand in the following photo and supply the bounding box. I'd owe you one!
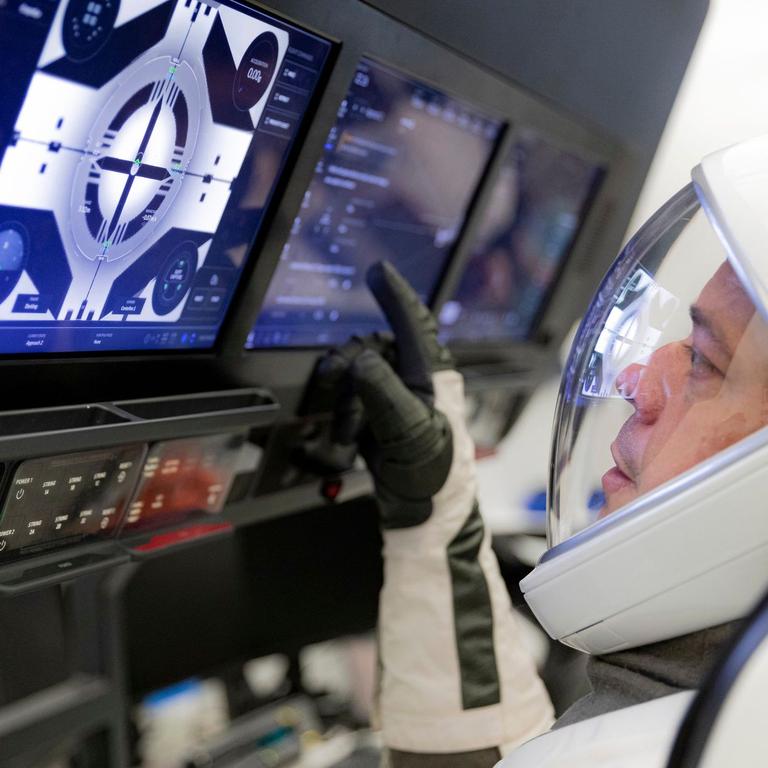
[316,261,553,760]
[315,260,456,528]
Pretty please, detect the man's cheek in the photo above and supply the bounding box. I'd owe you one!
[638,436,697,494]
[696,410,752,456]
[636,402,697,478]
[639,424,726,494]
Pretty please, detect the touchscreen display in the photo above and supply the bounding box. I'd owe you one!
[0,0,331,354]
[438,131,603,343]
[247,57,502,348]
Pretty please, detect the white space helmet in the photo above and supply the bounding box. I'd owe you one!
[521,135,768,654]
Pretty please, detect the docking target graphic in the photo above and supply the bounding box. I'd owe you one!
[71,56,201,264]
[0,0,291,329]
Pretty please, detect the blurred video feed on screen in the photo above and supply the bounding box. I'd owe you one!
[439,131,603,343]
[0,0,330,354]
[247,56,502,348]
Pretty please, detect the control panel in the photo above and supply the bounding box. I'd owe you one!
[0,446,144,563]
[121,434,244,536]
[0,434,249,567]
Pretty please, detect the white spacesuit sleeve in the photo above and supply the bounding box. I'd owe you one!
[376,370,554,756]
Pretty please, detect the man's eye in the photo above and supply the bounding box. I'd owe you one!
[684,343,719,377]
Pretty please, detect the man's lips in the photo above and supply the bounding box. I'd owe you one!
[601,465,634,496]
[601,443,636,496]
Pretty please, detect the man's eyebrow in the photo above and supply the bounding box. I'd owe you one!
[689,305,732,357]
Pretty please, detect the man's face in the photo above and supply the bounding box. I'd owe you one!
[601,261,768,515]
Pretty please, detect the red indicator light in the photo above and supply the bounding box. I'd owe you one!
[321,478,342,501]
[134,522,232,552]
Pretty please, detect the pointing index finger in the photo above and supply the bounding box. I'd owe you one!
[366,261,451,399]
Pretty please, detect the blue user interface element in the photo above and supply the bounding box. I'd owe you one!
[0,0,331,354]
[439,131,603,343]
[247,57,502,349]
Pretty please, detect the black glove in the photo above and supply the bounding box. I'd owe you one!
[315,261,456,528]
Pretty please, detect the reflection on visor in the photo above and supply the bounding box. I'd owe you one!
[582,266,679,398]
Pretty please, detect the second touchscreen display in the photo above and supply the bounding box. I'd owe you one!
[247,57,502,348]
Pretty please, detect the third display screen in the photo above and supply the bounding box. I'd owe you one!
[439,131,604,343]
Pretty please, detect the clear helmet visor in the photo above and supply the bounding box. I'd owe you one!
[549,183,768,546]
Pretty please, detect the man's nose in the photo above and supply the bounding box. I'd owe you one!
[615,343,681,423]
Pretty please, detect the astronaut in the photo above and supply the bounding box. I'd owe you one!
[316,134,768,767]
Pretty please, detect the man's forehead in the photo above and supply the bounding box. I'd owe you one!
[693,261,758,350]
[696,262,755,320]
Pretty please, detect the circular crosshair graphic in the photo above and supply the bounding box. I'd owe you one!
[0,223,28,305]
[233,32,279,111]
[63,0,121,62]
[151,241,198,315]
[71,56,201,263]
